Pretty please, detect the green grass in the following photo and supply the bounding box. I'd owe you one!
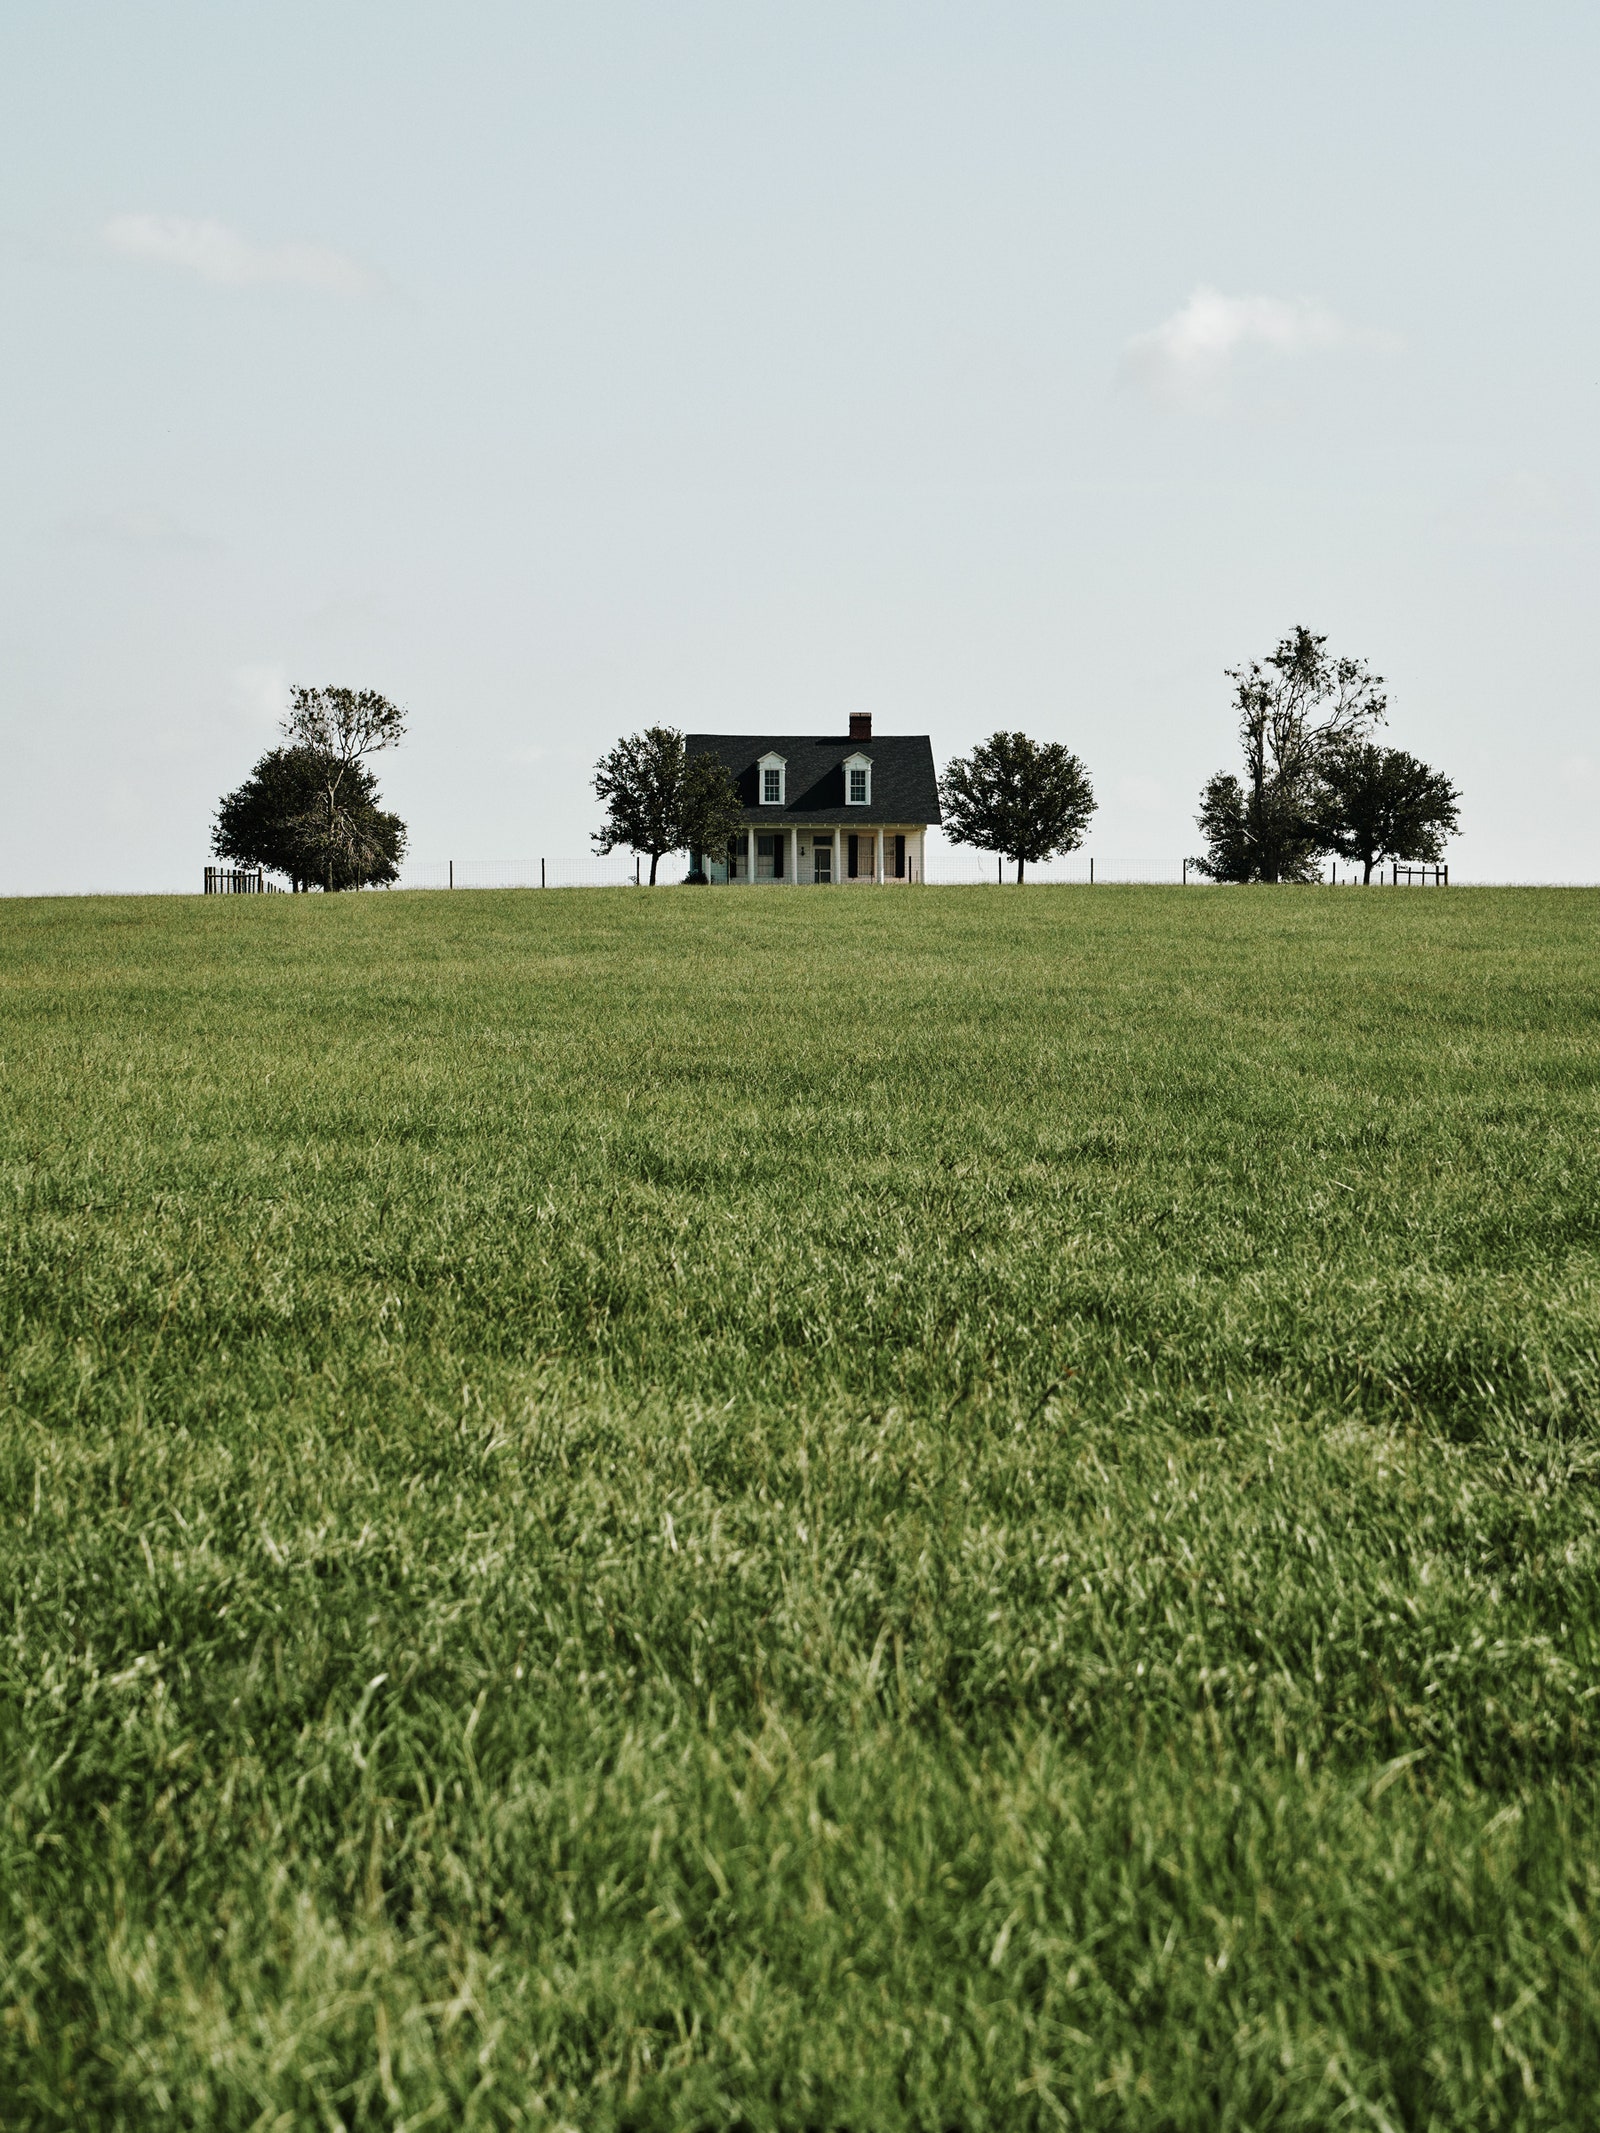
[3,883,1599,2130]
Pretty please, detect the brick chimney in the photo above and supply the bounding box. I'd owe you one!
[849,712,873,742]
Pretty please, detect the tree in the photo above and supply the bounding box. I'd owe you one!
[1316,743,1460,883]
[279,686,409,893]
[213,746,405,890]
[1189,765,1325,885]
[592,727,690,884]
[283,684,408,765]
[1192,627,1387,883]
[678,751,745,883]
[283,782,407,891]
[939,731,1096,883]
[1190,773,1256,888]
[214,746,325,889]
[592,729,745,884]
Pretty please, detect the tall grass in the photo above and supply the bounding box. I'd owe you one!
[2,885,1598,2128]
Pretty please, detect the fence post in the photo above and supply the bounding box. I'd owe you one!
[1089,857,1094,885]
[1182,859,1188,885]
[541,858,546,889]
[449,860,454,890]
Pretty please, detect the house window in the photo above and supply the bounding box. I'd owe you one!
[763,767,781,805]
[848,767,868,804]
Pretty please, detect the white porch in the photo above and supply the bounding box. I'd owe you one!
[707,825,925,884]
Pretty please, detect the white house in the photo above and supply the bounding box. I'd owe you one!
[684,715,941,883]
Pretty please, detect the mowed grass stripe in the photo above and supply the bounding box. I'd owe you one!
[2,885,1598,2128]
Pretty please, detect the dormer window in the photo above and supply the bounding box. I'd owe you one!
[844,751,872,805]
[757,752,787,805]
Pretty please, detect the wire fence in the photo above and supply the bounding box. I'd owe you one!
[191,860,1590,897]
[921,856,1195,885]
[388,857,1542,893]
[400,854,1191,890]
[401,856,690,890]
[925,855,1087,885]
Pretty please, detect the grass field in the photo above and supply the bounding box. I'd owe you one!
[3,883,1599,2130]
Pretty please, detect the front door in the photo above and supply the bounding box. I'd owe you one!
[813,836,832,883]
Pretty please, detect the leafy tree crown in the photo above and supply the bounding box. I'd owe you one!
[282,686,408,770]
[678,753,745,875]
[1316,744,1460,879]
[593,728,686,867]
[213,742,406,891]
[939,731,1096,880]
[1193,627,1389,883]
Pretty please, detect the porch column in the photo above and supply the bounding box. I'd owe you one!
[832,827,841,885]
[875,828,884,884]
[746,826,756,884]
[787,825,798,884]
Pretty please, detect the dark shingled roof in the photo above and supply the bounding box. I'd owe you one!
[683,733,941,827]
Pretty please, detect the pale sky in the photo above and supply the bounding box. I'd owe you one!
[3,1,1596,891]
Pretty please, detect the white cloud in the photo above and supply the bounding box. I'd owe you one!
[1121,285,1395,402]
[104,213,376,294]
